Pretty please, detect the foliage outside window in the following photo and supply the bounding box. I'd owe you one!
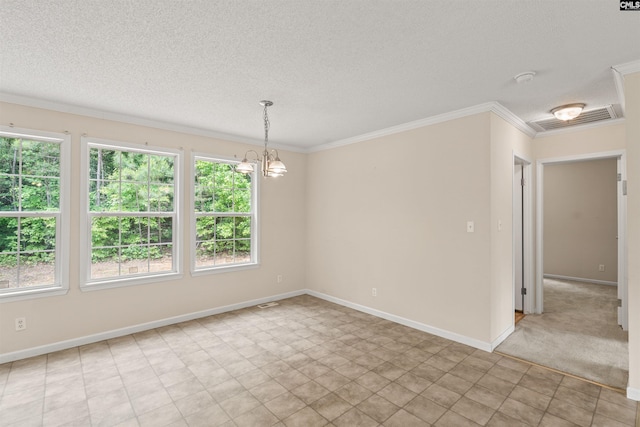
[193,156,257,272]
[82,138,181,288]
[0,128,69,300]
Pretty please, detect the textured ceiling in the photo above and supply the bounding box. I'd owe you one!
[1,1,639,150]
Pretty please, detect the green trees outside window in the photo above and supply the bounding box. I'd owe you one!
[0,136,61,289]
[194,158,254,269]
[87,145,177,281]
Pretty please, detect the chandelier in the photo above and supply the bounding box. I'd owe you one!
[236,100,287,178]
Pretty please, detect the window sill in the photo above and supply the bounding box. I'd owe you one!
[0,286,69,303]
[191,262,259,277]
[81,271,183,292]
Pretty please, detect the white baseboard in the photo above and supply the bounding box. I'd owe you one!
[544,274,617,287]
[306,289,494,353]
[627,386,640,401]
[490,325,515,351]
[0,289,305,364]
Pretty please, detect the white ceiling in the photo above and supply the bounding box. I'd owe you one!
[1,1,639,151]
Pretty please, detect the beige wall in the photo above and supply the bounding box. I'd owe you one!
[489,115,533,339]
[624,71,640,395]
[306,112,530,346]
[543,159,618,282]
[0,102,308,355]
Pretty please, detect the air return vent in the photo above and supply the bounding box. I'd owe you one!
[529,105,617,132]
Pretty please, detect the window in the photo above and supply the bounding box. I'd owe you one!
[81,138,181,289]
[192,154,257,273]
[0,127,70,301]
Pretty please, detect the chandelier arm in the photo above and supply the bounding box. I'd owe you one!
[242,149,261,161]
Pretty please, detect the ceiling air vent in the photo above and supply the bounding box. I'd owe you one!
[529,105,617,132]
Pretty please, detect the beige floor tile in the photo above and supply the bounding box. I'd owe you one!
[310,393,353,421]
[233,404,280,427]
[508,384,552,411]
[477,373,516,396]
[396,372,433,394]
[595,398,636,426]
[355,394,400,423]
[464,385,506,410]
[334,382,373,405]
[450,396,495,425]
[282,406,328,427]
[382,408,430,426]
[539,412,581,427]
[250,379,288,403]
[553,385,598,411]
[219,390,261,419]
[332,407,378,427]
[434,410,481,426]
[591,413,633,427]
[355,371,390,392]
[485,410,529,427]
[183,402,230,427]
[404,395,448,424]
[487,364,525,385]
[291,380,330,404]
[264,391,306,419]
[498,397,545,426]
[436,372,474,395]
[275,369,311,390]
[546,399,593,427]
[377,381,417,407]
[421,383,462,408]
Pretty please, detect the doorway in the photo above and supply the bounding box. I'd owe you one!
[535,150,627,330]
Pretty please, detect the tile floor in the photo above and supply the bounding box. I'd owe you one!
[0,295,638,426]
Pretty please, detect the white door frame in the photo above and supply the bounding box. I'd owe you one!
[513,153,533,315]
[535,150,627,329]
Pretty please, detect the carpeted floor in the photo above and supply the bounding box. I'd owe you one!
[496,278,628,390]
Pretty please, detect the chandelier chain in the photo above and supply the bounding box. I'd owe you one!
[263,103,270,148]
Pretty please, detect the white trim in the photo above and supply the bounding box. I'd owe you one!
[627,386,640,402]
[490,325,515,351]
[0,92,304,154]
[79,137,183,290]
[533,118,625,139]
[612,59,640,76]
[306,290,494,352]
[189,152,259,275]
[612,68,626,116]
[309,102,536,153]
[513,153,534,315]
[543,274,617,287]
[0,126,71,303]
[0,289,305,364]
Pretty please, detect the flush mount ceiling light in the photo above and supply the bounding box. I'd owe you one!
[237,100,287,178]
[514,71,536,84]
[551,103,586,121]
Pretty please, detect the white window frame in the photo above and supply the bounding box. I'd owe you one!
[80,137,182,291]
[0,126,70,302]
[191,152,259,275]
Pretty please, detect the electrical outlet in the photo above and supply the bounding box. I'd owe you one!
[15,317,26,331]
[599,264,605,272]
[277,275,283,283]
[467,221,474,233]
[372,288,377,297]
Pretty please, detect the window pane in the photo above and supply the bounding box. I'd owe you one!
[91,216,119,248]
[148,217,172,243]
[213,241,233,265]
[150,244,173,272]
[21,140,60,178]
[195,185,213,212]
[0,138,20,175]
[0,254,18,289]
[20,217,56,252]
[195,216,215,242]
[0,175,19,211]
[235,240,251,263]
[149,184,173,212]
[121,246,149,274]
[0,217,17,252]
[215,217,235,240]
[149,155,174,184]
[234,171,251,189]
[91,248,120,279]
[121,217,148,245]
[120,182,143,211]
[195,245,214,268]
[121,152,148,182]
[19,252,55,287]
[214,187,233,212]
[234,190,251,212]
[90,148,120,181]
[235,217,251,239]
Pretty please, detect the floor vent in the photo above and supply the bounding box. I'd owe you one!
[257,302,279,309]
[529,105,617,132]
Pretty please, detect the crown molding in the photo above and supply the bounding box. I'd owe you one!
[612,67,626,116]
[612,59,640,76]
[0,92,306,154]
[309,102,537,153]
